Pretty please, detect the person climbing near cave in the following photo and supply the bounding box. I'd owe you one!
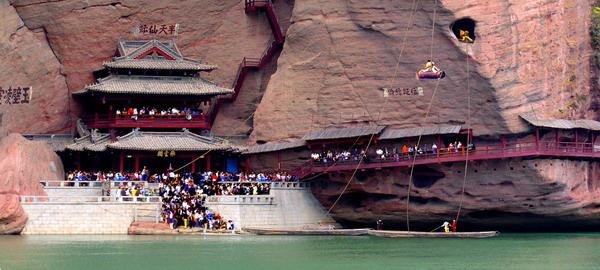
[459,29,474,43]
[451,219,457,232]
[442,221,451,233]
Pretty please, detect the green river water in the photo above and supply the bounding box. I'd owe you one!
[1,233,599,270]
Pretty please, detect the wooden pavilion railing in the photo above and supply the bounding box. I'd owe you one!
[84,114,210,129]
[292,141,600,179]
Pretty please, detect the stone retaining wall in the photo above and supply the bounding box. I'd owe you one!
[205,182,336,228]
[21,202,160,234]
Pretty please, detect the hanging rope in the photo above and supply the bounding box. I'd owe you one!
[404,78,442,231]
[321,0,422,216]
[374,0,421,125]
[429,0,438,61]
[455,41,472,222]
[325,133,376,215]
[405,0,440,232]
[172,149,214,173]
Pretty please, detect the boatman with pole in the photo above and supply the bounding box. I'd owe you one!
[442,221,451,233]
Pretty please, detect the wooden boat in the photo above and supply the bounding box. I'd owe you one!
[369,230,499,238]
[243,227,370,236]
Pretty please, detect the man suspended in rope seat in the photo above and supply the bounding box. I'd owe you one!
[416,60,446,80]
[458,29,474,43]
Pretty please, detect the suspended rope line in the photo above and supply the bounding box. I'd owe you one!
[325,133,377,215]
[172,149,214,173]
[302,135,364,182]
[429,0,438,61]
[455,42,472,222]
[321,0,422,216]
[404,77,442,231]
[375,0,421,126]
[405,0,440,232]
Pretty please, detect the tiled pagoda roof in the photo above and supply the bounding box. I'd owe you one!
[66,129,238,152]
[105,39,217,71]
[109,129,233,151]
[104,59,217,71]
[73,75,233,96]
[66,133,111,152]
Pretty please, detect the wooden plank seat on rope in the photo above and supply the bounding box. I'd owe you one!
[416,60,445,80]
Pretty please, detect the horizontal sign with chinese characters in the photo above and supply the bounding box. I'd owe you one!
[136,24,179,36]
[157,150,176,157]
[0,86,32,105]
[382,87,424,97]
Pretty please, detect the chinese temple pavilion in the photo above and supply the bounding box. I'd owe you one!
[66,40,242,173]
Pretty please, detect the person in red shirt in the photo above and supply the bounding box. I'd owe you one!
[451,219,457,232]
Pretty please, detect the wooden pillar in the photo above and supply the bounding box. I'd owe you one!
[574,129,579,151]
[134,154,140,172]
[245,156,251,174]
[205,153,211,171]
[191,156,196,173]
[277,151,282,170]
[119,152,125,173]
[108,104,113,120]
[76,152,81,171]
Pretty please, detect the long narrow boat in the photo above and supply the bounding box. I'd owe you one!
[369,230,499,238]
[243,227,370,236]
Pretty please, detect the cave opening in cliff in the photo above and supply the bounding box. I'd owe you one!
[450,18,476,43]
[412,166,445,188]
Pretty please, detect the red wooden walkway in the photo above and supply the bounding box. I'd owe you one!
[291,141,600,179]
[207,0,285,127]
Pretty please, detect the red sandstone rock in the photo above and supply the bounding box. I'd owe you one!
[251,0,596,142]
[2,0,294,136]
[0,0,70,135]
[0,133,63,234]
[311,158,600,231]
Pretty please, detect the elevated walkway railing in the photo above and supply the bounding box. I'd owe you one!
[83,114,209,129]
[205,195,275,205]
[296,141,600,178]
[271,182,310,189]
[40,181,149,189]
[20,195,162,204]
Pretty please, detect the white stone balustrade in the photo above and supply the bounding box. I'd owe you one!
[19,195,162,204]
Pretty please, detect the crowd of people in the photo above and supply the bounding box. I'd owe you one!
[159,173,248,231]
[63,168,298,231]
[114,106,204,119]
[311,141,474,164]
[65,169,298,183]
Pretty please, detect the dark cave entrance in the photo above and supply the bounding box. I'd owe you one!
[450,18,476,43]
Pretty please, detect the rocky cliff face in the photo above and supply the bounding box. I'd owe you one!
[1,0,595,138]
[0,134,63,234]
[312,158,600,231]
[251,0,597,142]
[1,0,294,135]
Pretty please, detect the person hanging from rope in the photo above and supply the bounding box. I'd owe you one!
[459,29,474,43]
[417,60,445,80]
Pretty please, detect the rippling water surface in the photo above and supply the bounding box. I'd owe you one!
[1,233,600,270]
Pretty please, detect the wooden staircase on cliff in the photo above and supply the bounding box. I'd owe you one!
[207,0,285,128]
